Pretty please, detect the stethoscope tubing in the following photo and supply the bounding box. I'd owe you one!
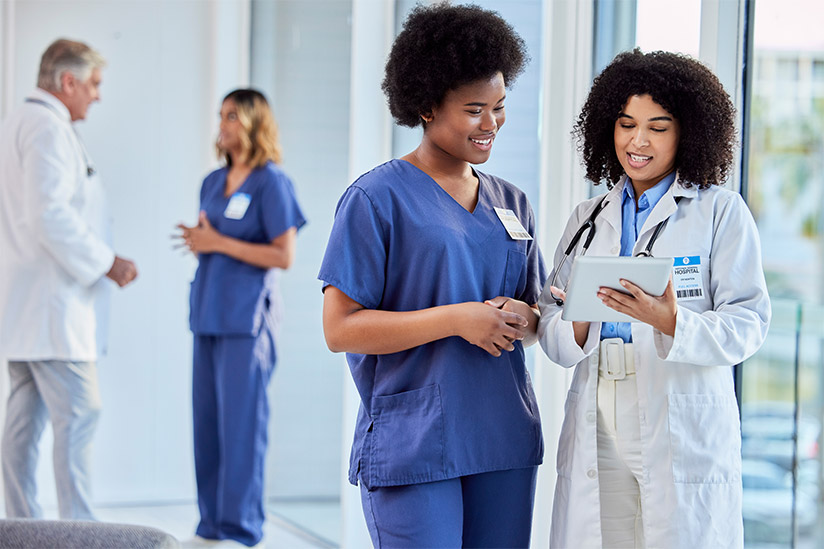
[549,194,681,306]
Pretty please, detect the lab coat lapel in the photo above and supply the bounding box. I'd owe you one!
[598,181,626,239]
[635,173,697,248]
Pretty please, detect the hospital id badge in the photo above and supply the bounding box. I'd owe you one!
[494,208,532,240]
[224,192,251,219]
[672,256,704,301]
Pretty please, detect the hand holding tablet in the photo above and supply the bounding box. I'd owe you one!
[561,256,674,322]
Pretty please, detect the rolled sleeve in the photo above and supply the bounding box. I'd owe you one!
[318,186,387,309]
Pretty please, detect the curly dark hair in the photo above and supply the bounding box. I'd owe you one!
[382,2,528,128]
[574,49,736,189]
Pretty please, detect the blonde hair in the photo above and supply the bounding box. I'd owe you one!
[217,89,283,168]
[38,38,105,92]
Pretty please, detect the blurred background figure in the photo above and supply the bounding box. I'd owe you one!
[0,38,138,520]
[175,88,305,548]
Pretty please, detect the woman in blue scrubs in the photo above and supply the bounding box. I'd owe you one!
[318,5,546,548]
[176,89,305,548]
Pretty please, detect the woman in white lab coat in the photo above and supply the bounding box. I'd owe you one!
[537,49,771,548]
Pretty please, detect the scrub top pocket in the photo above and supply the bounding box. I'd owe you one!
[368,384,446,487]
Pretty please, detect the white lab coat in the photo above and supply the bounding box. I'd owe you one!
[0,89,114,362]
[537,176,770,549]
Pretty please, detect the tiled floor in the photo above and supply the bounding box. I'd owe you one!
[91,501,336,548]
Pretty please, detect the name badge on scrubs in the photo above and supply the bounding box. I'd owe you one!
[224,192,251,220]
[494,208,532,240]
[672,256,704,301]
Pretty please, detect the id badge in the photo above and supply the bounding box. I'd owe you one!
[672,256,704,301]
[224,192,251,219]
[494,207,533,240]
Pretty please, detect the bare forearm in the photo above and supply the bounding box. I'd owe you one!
[573,321,590,348]
[324,305,460,354]
[214,232,295,269]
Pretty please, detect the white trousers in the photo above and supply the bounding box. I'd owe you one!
[2,360,101,519]
[597,372,645,549]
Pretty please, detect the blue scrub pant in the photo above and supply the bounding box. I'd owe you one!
[360,466,538,548]
[192,330,275,547]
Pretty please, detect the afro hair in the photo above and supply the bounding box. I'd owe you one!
[574,48,736,189]
[382,2,528,128]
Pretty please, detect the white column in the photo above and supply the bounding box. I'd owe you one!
[0,0,15,118]
[699,0,746,191]
[208,0,251,146]
[532,0,595,546]
[341,1,395,547]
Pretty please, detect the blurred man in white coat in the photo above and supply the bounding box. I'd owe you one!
[0,38,137,520]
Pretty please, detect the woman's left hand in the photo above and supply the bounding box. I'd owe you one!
[598,278,677,336]
[484,296,540,347]
[176,211,223,254]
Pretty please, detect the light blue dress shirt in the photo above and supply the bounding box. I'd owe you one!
[600,171,676,342]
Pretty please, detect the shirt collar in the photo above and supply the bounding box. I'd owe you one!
[621,171,677,211]
[27,88,72,123]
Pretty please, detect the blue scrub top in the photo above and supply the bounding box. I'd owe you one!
[318,159,547,489]
[190,161,306,336]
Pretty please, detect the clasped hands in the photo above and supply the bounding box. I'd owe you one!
[458,297,536,357]
[174,211,222,255]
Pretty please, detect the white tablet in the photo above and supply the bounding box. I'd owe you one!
[561,256,674,322]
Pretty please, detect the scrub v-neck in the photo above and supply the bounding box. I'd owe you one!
[399,159,485,216]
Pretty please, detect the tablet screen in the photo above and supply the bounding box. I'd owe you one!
[561,256,673,322]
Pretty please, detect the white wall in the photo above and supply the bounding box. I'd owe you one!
[0,0,249,507]
[250,0,351,501]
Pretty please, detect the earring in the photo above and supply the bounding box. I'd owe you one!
[421,115,433,124]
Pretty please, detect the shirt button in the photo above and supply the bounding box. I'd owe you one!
[587,469,597,479]
[586,412,596,423]
[611,246,619,255]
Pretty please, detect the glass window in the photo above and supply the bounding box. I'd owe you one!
[634,0,700,57]
[741,0,824,546]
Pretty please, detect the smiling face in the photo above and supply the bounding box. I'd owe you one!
[614,93,681,194]
[423,72,507,166]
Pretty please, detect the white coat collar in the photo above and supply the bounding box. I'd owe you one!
[603,173,699,239]
[641,172,697,234]
[26,88,72,123]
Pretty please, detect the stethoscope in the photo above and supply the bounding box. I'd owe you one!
[548,194,681,306]
[25,98,97,177]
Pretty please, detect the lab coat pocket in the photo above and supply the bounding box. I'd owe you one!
[668,393,740,483]
[370,384,446,486]
[556,390,579,479]
[503,248,527,297]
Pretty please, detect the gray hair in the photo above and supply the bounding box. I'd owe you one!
[37,39,106,92]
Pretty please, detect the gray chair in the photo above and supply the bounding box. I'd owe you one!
[0,519,179,548]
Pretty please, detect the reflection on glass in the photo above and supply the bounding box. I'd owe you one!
[743,1,824,547]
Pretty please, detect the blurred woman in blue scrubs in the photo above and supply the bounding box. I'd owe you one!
[319,4,546,547]
[176,89,305,548]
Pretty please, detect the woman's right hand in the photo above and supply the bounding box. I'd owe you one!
[452,302,527,357]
